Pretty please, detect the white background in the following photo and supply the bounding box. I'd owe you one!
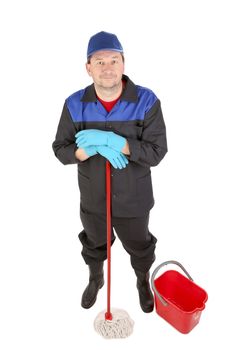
[0,0,232,348]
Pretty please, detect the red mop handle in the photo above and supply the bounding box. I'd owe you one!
[105,160,113,321]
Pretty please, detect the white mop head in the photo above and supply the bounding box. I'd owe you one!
[94,308,134,339]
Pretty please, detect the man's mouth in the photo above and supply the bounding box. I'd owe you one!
[101,75,115,79]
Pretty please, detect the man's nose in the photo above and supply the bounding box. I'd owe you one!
[102,62,113,71]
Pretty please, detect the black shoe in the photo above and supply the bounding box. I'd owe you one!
[81,262,104,309]
[135,270,154,313]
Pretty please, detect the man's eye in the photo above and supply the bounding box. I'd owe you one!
[97,61,104,65]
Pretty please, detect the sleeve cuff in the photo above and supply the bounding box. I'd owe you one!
[127,138,141,162]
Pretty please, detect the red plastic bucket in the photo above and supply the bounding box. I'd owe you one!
[151,261,208,334]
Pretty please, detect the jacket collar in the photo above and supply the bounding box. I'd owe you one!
[81,74,138,103]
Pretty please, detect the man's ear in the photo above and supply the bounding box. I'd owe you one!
[85,63,92,77]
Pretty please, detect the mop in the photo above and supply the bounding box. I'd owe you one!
[94,160,134,339]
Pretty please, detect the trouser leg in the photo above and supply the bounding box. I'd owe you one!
[112,212,157,273]
[112,213,156,312]
[78,204,115,265]
[78,204,115,308]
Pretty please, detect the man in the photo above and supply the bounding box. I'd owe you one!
[52,31,167,313]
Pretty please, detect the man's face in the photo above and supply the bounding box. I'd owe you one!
[86,50,124,89]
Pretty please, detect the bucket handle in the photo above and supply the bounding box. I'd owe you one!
[151,260,193,306]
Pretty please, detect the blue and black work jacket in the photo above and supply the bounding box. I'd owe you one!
[52,75,167,217]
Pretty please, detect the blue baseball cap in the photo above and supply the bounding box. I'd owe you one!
[87,31,123,59]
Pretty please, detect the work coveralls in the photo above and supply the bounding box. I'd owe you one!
[52,75,167,272]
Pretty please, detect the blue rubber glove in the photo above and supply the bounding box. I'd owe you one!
[75,129,126,153]
[96,146,129,169]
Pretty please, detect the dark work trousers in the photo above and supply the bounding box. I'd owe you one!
[78,204,157,273]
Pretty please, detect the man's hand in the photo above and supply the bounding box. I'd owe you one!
[75,129,126,153]
[96,146,128,169]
